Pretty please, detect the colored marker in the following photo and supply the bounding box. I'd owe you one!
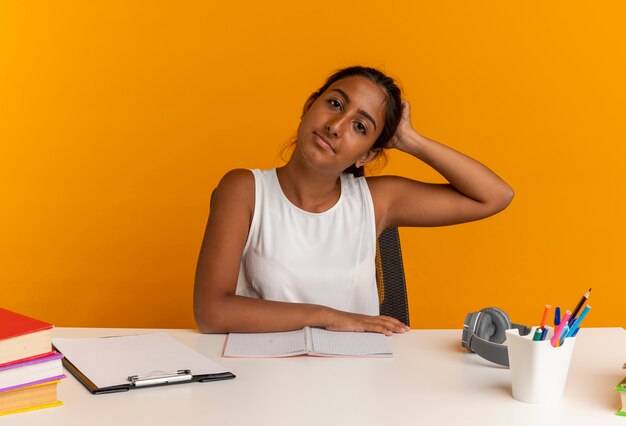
[551,310,571,347]
[569,288,591,326]
[533,328,543,341]
[540,327,548,340]
[540,304,551,329]
[554,307,561,326]
[559,324,569,346]
[565,305,591,337]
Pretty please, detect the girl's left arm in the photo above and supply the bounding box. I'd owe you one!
[368,100,514,232]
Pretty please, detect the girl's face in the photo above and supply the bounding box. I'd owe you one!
[296,76,387,174]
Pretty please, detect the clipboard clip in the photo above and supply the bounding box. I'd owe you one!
[128,370,193,387]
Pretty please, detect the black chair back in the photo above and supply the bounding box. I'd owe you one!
[376,228,410,326]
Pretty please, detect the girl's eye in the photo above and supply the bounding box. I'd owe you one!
[355,122,367,134]
[328,99,342,109]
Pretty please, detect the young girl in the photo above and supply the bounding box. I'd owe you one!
[194,66,513,335]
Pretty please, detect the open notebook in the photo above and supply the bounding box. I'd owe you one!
[223,327,393,358]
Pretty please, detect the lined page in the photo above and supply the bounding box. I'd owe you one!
[223,330,307,357]
[309,328,393,357]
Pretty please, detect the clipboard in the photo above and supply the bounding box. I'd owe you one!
[52,333,235,394]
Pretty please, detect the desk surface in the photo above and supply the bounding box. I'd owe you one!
[4,327,625,426]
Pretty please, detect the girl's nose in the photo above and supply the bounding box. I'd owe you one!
[326,116,346,137]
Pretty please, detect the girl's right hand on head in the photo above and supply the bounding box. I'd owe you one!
[387,99,415,151]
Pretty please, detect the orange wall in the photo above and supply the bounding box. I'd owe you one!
[1,2,624,329]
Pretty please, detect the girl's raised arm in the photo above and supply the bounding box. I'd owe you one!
[368,100,514,233]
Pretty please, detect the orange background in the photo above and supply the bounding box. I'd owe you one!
[1,2,624,329]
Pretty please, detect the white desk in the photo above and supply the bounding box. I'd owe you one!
[4,328,625,426]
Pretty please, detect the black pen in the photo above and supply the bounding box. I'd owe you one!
[569,288,591,326]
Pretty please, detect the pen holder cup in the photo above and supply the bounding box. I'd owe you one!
[505,327,576,404]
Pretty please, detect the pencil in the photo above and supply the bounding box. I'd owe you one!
[569,288,591,326]
[540,304,551,329]
[566,305,591,338]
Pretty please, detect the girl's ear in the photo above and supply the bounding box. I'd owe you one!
[355,149,380,168]
[301,93,318,119]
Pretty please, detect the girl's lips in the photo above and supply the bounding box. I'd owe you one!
[313,132,335,152]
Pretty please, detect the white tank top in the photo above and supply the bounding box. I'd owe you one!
[235,168,379,315]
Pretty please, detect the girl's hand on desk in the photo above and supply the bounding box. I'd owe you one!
[322,309,410,336]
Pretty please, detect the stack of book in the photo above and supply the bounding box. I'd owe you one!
[0,307,65,416]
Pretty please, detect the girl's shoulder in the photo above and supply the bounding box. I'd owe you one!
[219,168,254,188]
[212,169,255,211]
[218,168,277,189]
[364,174,407,194]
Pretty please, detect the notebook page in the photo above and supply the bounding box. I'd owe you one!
[223,329,307,357]
[309,328,393,357]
